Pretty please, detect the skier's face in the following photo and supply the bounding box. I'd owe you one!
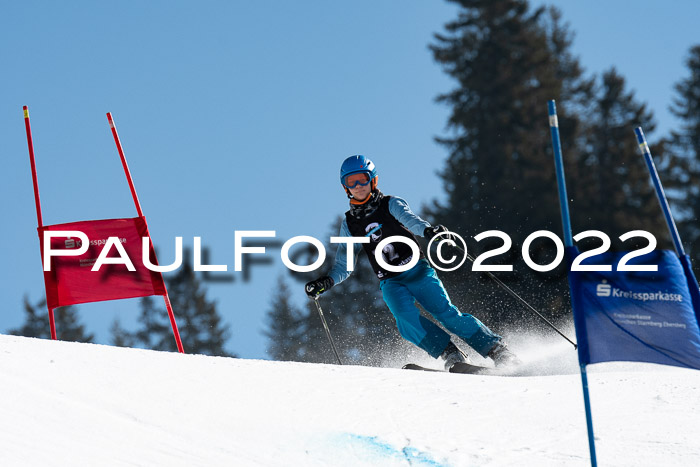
[348,181,371,201]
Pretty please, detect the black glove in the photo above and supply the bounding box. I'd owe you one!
[305,276,334,298]
[424,224,457,242]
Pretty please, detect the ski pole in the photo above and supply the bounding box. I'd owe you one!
[312,297,343,365]
[446,241,577,349]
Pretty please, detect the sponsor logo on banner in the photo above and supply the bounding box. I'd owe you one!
[595,280,683,303]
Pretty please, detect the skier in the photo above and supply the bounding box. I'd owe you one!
[305,155,519,370]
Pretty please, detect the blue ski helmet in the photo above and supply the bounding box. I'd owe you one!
[339,155,378,186]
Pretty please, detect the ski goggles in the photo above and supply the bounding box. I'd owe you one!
[343,172,371,189]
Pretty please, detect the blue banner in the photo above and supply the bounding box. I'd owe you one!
[567,247,700,370]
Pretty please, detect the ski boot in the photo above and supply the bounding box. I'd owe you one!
[488,342,521,367]
[440,341,470,371]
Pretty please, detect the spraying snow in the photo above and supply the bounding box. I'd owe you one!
[378,324,581,376]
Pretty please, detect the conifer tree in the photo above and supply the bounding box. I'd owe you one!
[9,296,94,343]
[123,263,234,357]
[264,277,305,361]
[110,318,136,348]
[669,45,700,271]
[9,296,49,338]
[428,0,593,328]
[54,305,95,343]
[570,68,668,248]
[429,1,592,236]
[131,296,176,351]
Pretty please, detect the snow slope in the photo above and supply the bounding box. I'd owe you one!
[0,334,698,466]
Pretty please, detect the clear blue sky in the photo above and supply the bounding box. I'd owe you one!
[2,1,699,359]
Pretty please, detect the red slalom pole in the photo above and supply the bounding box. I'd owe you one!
[23,106,58,340]
[23,107,44,230]
[106,112,144,218]
[106,112,185,354]
[163,295,185,353]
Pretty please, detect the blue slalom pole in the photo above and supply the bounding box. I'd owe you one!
[577,365,597,467]
[548,100,598,467]
[548,100,574,248]
[634,127,685,257]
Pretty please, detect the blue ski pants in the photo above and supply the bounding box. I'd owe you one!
[380,259,501,359]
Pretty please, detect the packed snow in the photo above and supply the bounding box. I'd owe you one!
[0,333,698,466]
